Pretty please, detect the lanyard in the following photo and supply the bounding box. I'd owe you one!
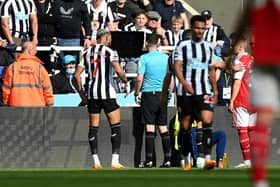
[224,73,231,87]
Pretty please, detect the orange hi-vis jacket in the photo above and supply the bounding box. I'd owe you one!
[2,53,54,106]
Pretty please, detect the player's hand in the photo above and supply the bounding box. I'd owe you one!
[212,93,218,105]
[124,81,131,98]
[79,92,88,106]
[228,101,234,113]
[183,81,194,95]
[134,95,141,105]
[167,89,172,102]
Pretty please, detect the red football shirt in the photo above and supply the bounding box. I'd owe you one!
[250,0,280,64]
[233,53,253,109]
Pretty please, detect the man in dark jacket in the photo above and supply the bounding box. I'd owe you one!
[53,0,92,48]
[51,55,77,94]
[34,0,56,73]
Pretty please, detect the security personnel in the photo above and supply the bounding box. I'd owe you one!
[2,41,53,106]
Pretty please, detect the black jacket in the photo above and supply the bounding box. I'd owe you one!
[53,0,91,39]
[34,0,56,45]
[51,71,76,94]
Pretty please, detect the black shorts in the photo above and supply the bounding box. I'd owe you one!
[87,99,119,114]
[141,92,167,126]
[177,95,214,119]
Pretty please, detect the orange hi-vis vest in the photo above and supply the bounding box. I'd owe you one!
[2,53,54,106]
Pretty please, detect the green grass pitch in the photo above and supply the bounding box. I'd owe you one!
[0,168,279,187]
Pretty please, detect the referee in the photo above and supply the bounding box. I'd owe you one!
[1,0,38,45]
[173,15,218,170]
[74,29,129,169]
[134,33,171,168]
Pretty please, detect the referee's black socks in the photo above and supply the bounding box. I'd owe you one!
[145,131,155,162]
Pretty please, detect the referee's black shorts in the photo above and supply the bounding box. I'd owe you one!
[141,92,168,126]
[87,99,119,114]
[177,95,214,120]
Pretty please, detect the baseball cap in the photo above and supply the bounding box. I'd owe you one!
[62,55,76,65]
[146,11,161,20]
[201,10,212,19]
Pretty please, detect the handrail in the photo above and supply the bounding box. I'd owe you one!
[179,0,200,16]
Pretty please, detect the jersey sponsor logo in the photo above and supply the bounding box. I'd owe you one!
[188,58,208,69]
[15,12,28,21]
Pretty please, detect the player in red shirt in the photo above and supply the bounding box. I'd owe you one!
[236,1,280,187]
[229,36,256,168]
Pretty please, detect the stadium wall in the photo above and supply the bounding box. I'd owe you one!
[0,106,279,168]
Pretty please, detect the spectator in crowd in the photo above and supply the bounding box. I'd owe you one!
[146,11,168,45]
[154,0,189,30]
[34,0,56,73]
[107,15,123,31]
[108,0,133,30]
[173,15,218,170]
[85,0,114,43]
[53,0,92,49]
[201,10,230,56]
[214,46,233,106]
[0,0,5,38]
[127,0,153,18]
[228,36,256,168]
[51,55,77,94]
[235,1,280,187]
[0,37,8,106]
[134,33,171,168]
[1,0,38,46]
[165,15,185,46]
[2,41,53,106]
[74,29,130,169]
[124,10,151,33]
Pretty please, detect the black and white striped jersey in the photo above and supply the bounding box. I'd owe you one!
[86,1,114,30]
[0,0,36,38]
[174,39,214,96]
[203,23,226,43]
[165,29,184,46]
[79,44,119,100]
[124,23,152,33]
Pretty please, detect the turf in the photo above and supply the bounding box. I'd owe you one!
[0,168,279,187]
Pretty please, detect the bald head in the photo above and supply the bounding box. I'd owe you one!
[22,41,37,55]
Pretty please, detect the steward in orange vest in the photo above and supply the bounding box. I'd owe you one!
[2,42,53,106]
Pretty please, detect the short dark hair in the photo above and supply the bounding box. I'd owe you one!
[190,15,206,27]
[182,29,192,40]
[221,46,232,57]
[146,33,160,46]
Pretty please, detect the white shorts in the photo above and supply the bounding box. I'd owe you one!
[251,67,280,111]
[233,107,257,129]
